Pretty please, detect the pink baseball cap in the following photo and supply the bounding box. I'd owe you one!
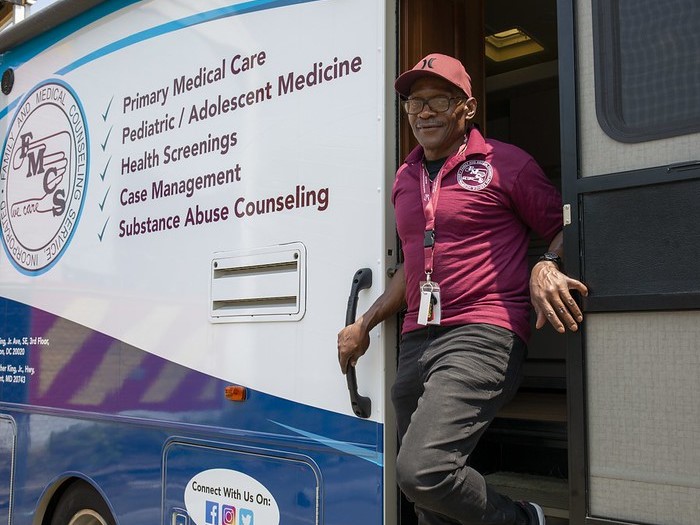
[394,53,472,98]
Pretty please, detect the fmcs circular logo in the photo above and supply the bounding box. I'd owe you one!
[457,159,493,191]
[0,80,89,274]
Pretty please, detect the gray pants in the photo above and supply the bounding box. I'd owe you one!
[391,324,526,525]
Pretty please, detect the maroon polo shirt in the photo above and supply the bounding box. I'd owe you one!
[392,127,562,341]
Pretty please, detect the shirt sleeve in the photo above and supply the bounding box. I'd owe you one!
[509,158,563,243]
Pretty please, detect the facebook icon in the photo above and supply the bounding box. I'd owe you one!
[205,501,219,525]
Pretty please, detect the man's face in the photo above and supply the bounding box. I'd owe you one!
[406,77,473,160]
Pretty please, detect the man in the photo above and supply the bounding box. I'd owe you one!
[337,53,588,525]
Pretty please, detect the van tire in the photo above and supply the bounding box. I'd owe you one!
[49,480,116,525]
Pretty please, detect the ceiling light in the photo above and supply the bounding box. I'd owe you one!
[485,28,544,62]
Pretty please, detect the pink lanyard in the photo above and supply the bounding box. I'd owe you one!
[420,164,446,278]
[419,138,470,278]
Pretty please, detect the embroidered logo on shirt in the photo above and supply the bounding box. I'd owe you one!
[457,160,493,191]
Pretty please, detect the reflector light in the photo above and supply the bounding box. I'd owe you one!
[224,385,247,401]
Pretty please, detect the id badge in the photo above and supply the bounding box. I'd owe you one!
[417,281,441,325]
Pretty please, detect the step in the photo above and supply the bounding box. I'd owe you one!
[486,471,569,524]
[498,391,567,423]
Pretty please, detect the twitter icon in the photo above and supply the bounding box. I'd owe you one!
[239,509,254,525]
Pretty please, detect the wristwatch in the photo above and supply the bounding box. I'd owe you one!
[538,252,562,268]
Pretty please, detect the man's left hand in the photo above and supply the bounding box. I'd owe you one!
[530,262,588,333]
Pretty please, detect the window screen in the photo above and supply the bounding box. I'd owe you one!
[593,0,700,142]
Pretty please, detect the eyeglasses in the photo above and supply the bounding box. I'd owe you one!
[403,96,465,115]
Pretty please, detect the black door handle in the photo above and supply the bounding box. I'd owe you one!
[344,268,372,418]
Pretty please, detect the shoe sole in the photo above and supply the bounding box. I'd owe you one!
[530,502,546,525]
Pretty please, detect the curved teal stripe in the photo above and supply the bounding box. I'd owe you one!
[0,0,317,120]
[270,420,384,467]
[1,0,142,71]
[56,0,318,76]
[1,0,140,121]
[0,99,19,121]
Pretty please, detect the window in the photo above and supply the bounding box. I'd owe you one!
[593,0,700,142]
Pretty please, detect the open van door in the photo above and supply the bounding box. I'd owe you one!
[561,1,700,524]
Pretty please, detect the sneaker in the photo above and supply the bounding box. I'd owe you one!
[516,501,546,525]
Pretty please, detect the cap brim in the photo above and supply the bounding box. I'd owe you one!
[394,69,463,98]
[395,70,440,97]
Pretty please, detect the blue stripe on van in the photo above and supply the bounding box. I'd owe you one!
[56,0,319,76]
[0,0,319,120]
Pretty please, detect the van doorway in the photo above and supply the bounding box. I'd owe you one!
[398,1,568,523]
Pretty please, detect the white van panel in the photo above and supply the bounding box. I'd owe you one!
[0,0,391,419]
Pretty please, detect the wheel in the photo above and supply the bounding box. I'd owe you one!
[50,480,116,525]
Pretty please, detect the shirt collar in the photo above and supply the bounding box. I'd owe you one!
[404,126,489,169]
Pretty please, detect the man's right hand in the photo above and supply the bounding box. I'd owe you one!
[337,317,371,374]
[337,264,406,374]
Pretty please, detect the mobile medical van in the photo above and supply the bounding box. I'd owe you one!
[0,1,697,525]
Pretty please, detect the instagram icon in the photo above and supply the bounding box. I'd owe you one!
[222,505,236,525]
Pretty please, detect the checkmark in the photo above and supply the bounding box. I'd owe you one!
[100,156,112,181]
[101,126,113,151]
[102,96,114,121]
[98,218,109,242]
[99,187,110,211]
